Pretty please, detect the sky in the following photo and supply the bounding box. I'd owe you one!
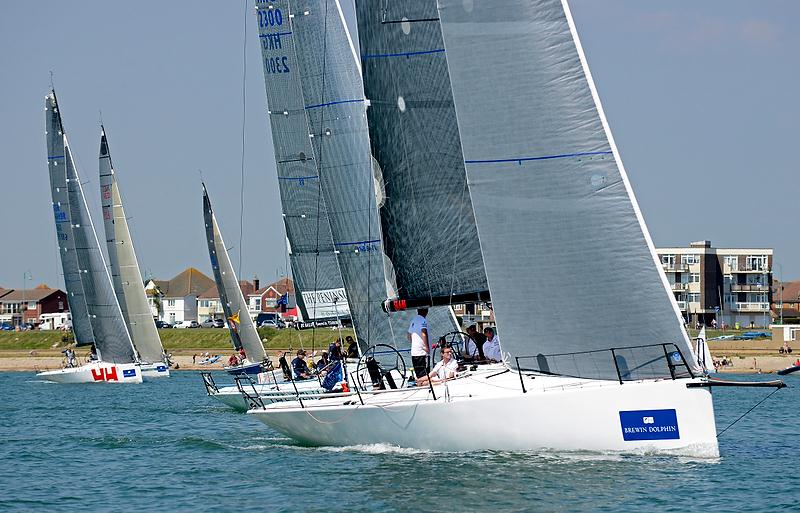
[0,0,798,293]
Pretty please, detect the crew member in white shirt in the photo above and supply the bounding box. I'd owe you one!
[408,308,430,379]
[417,345,458,386]
[482,326,502,362]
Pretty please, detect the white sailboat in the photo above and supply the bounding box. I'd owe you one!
[99,127,169,378]
[39,90,142,384]
[244,0,740,455]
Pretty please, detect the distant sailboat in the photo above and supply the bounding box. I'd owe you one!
[39,90,141,383]
[99,126,169,378]
[202,184,269,375]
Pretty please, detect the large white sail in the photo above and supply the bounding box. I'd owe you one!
[46,91,96,347]
[434,0,698,377]
[202,185,267,362]
[99,127,165,364]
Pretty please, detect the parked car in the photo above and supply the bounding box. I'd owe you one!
[155,320,173,329]
[200,319,224,328]
[0,323,14,331]
[259,319,281,329]
[175,320,200,329]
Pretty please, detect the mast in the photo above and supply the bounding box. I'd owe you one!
[202,184,267,362]
[46,91,96,347]
[99,126,165,364]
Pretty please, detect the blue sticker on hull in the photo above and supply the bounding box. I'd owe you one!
[619,409,680,441]
[123,369,137,378]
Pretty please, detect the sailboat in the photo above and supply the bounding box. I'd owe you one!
[99,126,169,378]
[202,184,271,375]
[243,0,788,455]
[693,326,715,374]
[39,90,141,383]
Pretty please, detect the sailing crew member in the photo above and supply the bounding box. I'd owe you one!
[482,327,502,362]
[291,349,312,380]
[417,345,458,387]
[328,338,344,361]
[346,336,359,359]
[408,308,430,378]
[238,347,247,363]
[228,353,239,367]
[278,350,292,380]
[464,324,486,360]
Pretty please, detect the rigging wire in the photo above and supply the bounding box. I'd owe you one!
[716,386,783,438]
[237,0,248,279]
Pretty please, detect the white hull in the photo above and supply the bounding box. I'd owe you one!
[248,367,719,457]
[209,380,325,412]
[37,361,142,384]
[141,362,170,379]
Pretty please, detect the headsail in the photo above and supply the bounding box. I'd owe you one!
[255,1,350,324]
[435,0,698,376]
[99,127,165,364]
[202,185,267,362]
[260,0,457,348]
[354,0,489,308]
[46,91,95,347]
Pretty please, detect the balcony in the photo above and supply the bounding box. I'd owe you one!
[730,284,768,292]
[734,302,770,312]
[671,283,689,291]
[662,263,689,272]
[676,301,687,310]
[729,266,770,273]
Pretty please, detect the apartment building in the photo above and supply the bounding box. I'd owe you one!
[657,241,772,328]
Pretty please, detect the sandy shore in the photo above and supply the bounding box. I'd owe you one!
[2,351,796,374]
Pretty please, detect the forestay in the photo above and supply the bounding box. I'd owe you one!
[256,0,350,322]
[46,91,96,347]
[202,186,267,362]
[436,0,698,377]
[274,0,457,348]
[354,0,489,306]
[99,128,165,364]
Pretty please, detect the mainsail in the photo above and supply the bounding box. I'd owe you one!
[354,0,489,308]
[202,185,267,362]
[46,91,95,347]
[99,127,165,364]
[434,0,698,376]
[255,1,350,323]
[260,0,457,348]
[45,91,136,364]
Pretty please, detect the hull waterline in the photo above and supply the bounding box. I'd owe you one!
[141,362,170,379]
[37,361,142,384]
[248,370,719,457]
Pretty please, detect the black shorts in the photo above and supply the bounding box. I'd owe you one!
[412,355,429,378]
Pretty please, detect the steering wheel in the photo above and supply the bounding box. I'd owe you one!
[356,344,408,390]
[431,331,476,362]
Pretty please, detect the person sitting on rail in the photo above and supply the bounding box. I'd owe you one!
[291,349,312,380]
[417,345,458,387]
[482,327,503,362]
[346,336,359,359]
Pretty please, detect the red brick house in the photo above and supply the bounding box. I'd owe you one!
[0,285,68,326]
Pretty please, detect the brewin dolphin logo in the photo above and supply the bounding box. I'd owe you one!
[619,409,680,441]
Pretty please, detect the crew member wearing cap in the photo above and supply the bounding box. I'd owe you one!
[291,349,312,380]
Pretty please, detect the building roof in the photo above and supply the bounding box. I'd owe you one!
[256,277,294,296]
[775,280,800,303]
[199,280,256,300]
[0,287,8,298]
[0,286,62,302]
[161,268,215,298]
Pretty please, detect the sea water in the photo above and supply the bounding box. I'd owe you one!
[0,371,796,512]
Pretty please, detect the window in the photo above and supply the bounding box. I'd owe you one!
[253,298,261,310]
[661,254,675,269]
[724,293,736,305]
[746,255,768,271]
[58,301,64,310]
[690,273,700,283]
[688,293,700,303]
[681,254,700,265]
[167,300,175,307]
[724,255,738,270]
[199,300,209,308]
[27,301,36,310]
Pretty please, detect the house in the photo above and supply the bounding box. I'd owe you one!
[252,277,298,321]
[198,278,258,322]
[0,284,68,327]
[773,280,800,324]
[145,268,215,324]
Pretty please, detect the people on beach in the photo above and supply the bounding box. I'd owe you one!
[228,354,238,367]
[291,349,312,380]
[417,345,458,387]
[192,353,197,364]
[779,341,792,354]
[482,327,502,362]
[408,308,430,379]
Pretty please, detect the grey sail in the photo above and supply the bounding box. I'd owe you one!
[353,0,489,307]
[256,1,350,323]
[202,185,267,362]
[436,0,698,377]
[99,128,165,364]
[46,91,96,347]
[282,0,458,347]
[60,114,136,363]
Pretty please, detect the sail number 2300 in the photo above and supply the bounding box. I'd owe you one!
[265,56,290,74]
